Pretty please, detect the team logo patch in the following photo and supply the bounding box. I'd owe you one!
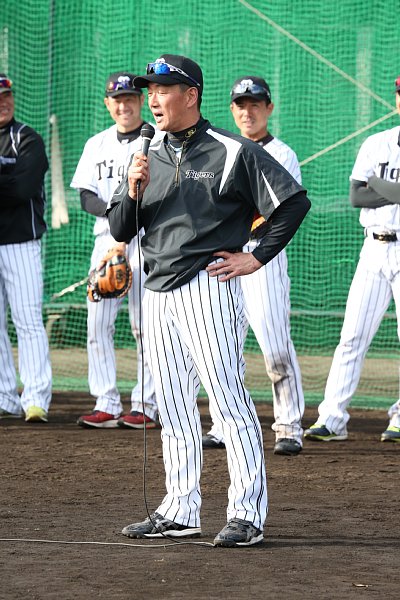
[185,169,215,180]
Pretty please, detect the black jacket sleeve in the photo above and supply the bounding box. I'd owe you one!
[0,129,48,208]
[252,191,311,265]
[106,175,138,243]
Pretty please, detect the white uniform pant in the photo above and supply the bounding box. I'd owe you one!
[0,240,52,414]
[318,238,400,434]
[208,244,304,444]
[143,270,267,530]
[87,233,157,419]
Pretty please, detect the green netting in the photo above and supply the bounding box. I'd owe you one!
[1,0,399,408]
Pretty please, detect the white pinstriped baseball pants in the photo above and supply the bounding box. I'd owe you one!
[318,238,400,434]
[143,269,268,530]
[208,243,304,444]
[87,233,157,419]
[0,240,52,414]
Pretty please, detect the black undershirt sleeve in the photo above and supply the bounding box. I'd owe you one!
[349,179,392,208]
[80,189,107,217]
[252,191,311,265]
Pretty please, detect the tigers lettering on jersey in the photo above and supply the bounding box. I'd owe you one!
[95,159,128,182]
[378,162,400,182]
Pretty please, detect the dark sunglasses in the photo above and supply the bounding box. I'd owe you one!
[146,60,200,87]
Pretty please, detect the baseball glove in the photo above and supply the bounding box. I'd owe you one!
[87,248,132,302]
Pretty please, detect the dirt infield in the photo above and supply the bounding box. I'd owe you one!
[1,393,398,599]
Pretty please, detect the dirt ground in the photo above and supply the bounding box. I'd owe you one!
[0,393,398,600]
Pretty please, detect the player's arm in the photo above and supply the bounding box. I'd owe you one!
[252,191,310,265]
[366,175,400,204]
[80,188,107,217]
[207,191,310,281]
[0,130,48,207]
[106,175,140,242]
[349,179,393,208]
[107,151,148,242]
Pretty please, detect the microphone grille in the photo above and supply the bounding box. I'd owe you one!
[140,123,155,140]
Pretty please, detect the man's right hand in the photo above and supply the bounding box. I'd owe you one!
[128,151,150,200]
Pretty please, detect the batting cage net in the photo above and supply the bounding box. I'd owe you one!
[1,0,398,407]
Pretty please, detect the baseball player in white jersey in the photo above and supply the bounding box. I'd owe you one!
[203,76,305,456]
[70,72,159,429]
[0,74,52,423]
[107,54,311,546]
[305,75,400,444]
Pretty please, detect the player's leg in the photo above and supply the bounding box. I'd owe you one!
[143,287,202,528]
[316,254,392,436]
[0,267,21,416]
[241,245,304,445]
[381,255,400,441]
[170,270,267,531]
[124,235,158,425]
[81,234,123,425]
[2,241,51,415]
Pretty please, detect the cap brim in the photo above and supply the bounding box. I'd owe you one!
[231,92,269,102]
[134,73,194,88]
[106,89,142,97]
[0,88,12,94]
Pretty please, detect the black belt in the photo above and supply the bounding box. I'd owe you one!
[372,232,397,242]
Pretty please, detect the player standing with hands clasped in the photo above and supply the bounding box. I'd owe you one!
[305,75,400,444]
[71,72,159,429]
[0,74,52,423]
[203,76,305,456]
[107,54,311,546]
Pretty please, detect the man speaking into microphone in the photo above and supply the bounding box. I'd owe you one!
[107,54,311,547]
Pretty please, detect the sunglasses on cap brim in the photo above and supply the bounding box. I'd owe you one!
[232,81,270,98]
[0,77,13,90]
[107,78,139,93]
[146,60,200,88]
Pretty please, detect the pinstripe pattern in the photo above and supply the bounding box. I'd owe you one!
[241,244,304,442]
[207,135,304,444]
[0,241,51,413]
[318,238,400,434]
[87,232,157,419]
[143,267,267,529]
[316,124,400,433]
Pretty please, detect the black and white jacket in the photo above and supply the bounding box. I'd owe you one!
[107,118,310,292]
[0,118,48,245]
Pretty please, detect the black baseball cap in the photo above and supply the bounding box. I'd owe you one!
[230,76,271,103]
[134,54,203,94]
[105,72,142,97]
[0,73,13,94]
[395,75,400,92]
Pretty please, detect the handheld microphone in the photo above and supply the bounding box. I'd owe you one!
[140,123,156,156]
[136,123,156,193]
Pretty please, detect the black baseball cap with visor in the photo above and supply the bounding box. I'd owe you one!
[134,54,203,95]
[0,74,13,94]
[105,72,142,97]
[230,76,271,103]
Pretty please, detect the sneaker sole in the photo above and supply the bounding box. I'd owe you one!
[77,420,119,428]
[122,527,201,539]
[118,420,158,429]
[381,436,400,443]
[214,533,264,547]
[304,434,348,442]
